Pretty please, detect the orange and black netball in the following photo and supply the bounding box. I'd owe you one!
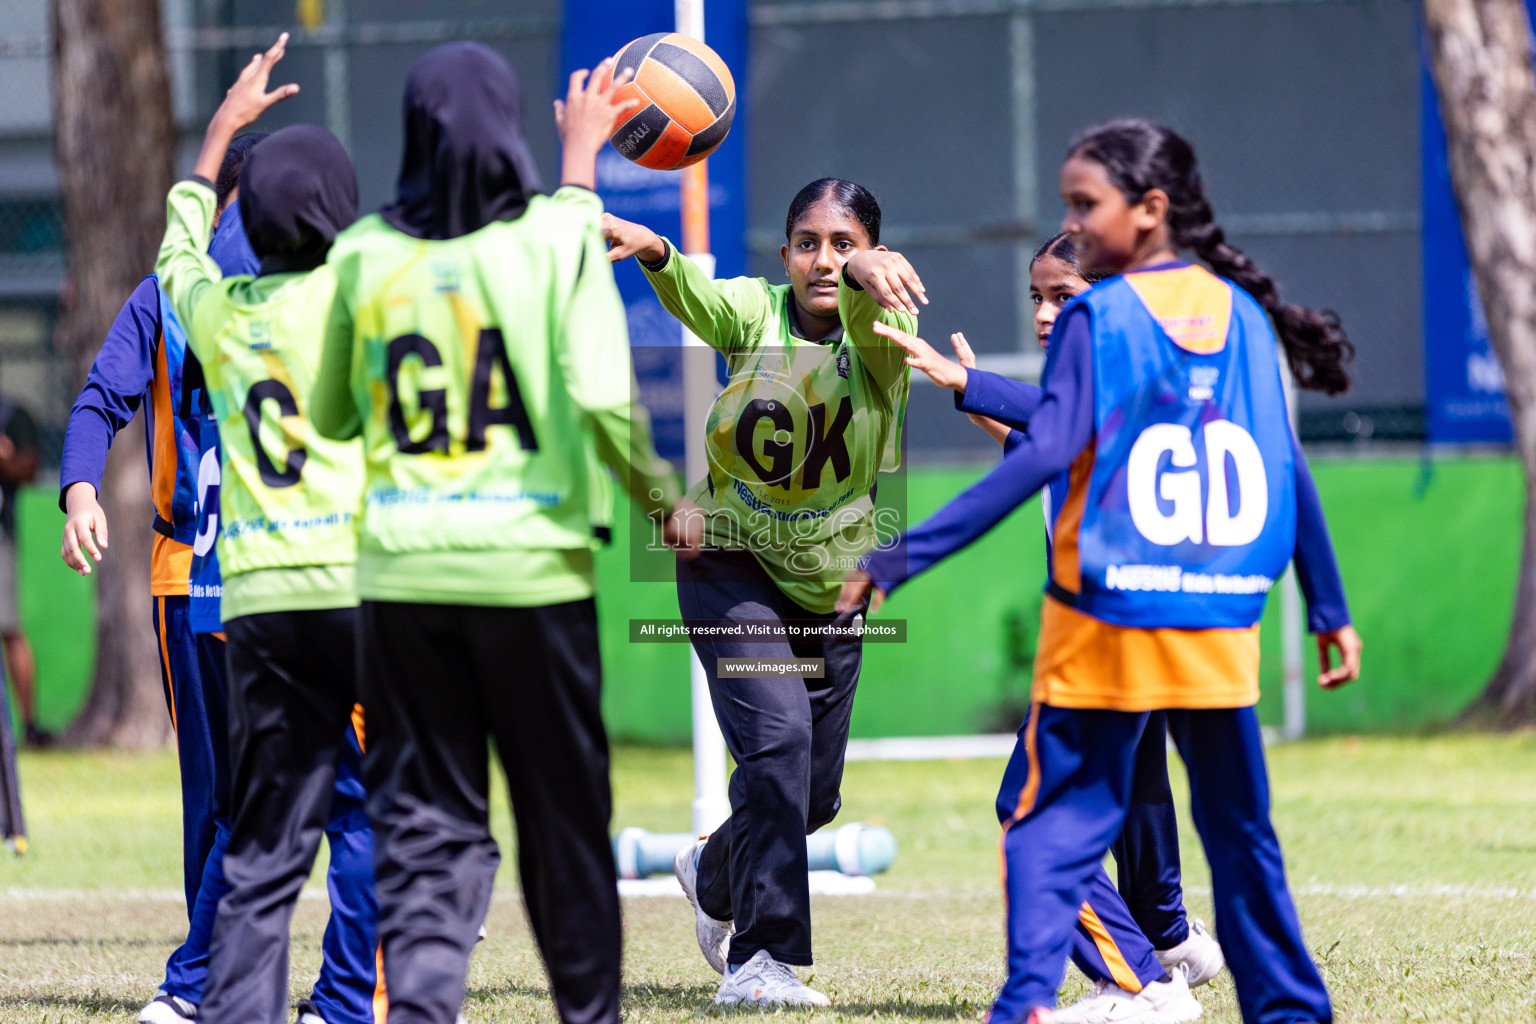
[602,32,736,171]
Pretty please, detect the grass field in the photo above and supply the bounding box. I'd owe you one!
[2,734,1536,1022]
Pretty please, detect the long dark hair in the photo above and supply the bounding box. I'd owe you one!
[784,177,881,245]
[1031,232,1104,285]
[1068,119,1353,394]
[217,132,268,209]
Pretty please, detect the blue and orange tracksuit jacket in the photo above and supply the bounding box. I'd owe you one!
[61,280,230,596]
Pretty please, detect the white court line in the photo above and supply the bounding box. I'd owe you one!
[844,735,1016,761]
[842,730,1292,762]
[1183,883,1536,901]
[618,871,876,898]
[4,872,881,904]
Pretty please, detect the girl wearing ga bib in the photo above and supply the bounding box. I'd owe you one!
[845,120,1361,1024]
[312,48,690,1024]
[605,179,922,1006]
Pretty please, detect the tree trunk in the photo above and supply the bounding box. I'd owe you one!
[52,0,177,748]
[1425,0,1536,725]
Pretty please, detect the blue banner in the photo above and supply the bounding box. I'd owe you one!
[560,0,748,458]
[1421,24,1515,443]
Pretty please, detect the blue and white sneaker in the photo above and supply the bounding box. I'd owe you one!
[137,993,198,1023]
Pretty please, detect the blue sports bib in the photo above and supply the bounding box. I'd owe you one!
[1064,265,1295,630]
[188,393,224,634]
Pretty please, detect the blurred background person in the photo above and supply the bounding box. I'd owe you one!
[0,389,45,747]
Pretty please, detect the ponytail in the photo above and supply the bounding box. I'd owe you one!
[1068,119,1354,395]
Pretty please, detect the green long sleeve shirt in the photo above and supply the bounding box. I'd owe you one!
[310,186,680,606]
[642,241,913,612]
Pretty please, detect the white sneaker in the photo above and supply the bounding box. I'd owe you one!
[674,837,734,975]
[138,994,198,1023]
[1154,920,1225,988]
[712,948,830,1008]
[1054,966,1200,1023]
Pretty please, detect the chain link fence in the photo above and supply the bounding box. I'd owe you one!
[0,196,67,467]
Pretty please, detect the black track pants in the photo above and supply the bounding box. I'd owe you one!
[359,598,619,1024]
[202,607,359,1024]
[676,549,863,967]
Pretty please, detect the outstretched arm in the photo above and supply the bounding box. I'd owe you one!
[628,232,768,357]
[839,306,1094,612]
[160,33,299,339]
[950,331,1014,448]
[560,208,700,557]
[956,367,1045,433]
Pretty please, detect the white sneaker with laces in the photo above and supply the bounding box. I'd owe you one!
[1054,965,1200,1024]
[1154,920,1225,988]
[673,837,734,974]
[137,993,198,1023]
[712,948,830,1008]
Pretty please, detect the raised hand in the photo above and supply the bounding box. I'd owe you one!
[193,33,299,183]
[871,321,967,392]
[556,60,640,190]
[845,249,928,316]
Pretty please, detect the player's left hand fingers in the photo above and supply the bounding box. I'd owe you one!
[553,99,567,138]
[875,268,918,315]
[567,67,591,102]
[862,270,902,313]
[894,257,928,306]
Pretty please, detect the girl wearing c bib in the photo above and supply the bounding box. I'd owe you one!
[845,120,1361,1024]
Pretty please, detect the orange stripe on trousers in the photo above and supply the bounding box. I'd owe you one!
[1078,901,1143,992]
[157,597,177,734]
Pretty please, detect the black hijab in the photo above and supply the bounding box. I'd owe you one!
[239,124,359,276]
[381,42,543,240]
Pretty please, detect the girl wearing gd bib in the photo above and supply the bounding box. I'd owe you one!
[842,120,1362,1024]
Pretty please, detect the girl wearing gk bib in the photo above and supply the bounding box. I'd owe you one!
[312,47,693,1024]
[604,180,922,1007]
[843,120,1362,1024]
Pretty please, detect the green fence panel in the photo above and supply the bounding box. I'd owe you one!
[13,452,1527,742]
